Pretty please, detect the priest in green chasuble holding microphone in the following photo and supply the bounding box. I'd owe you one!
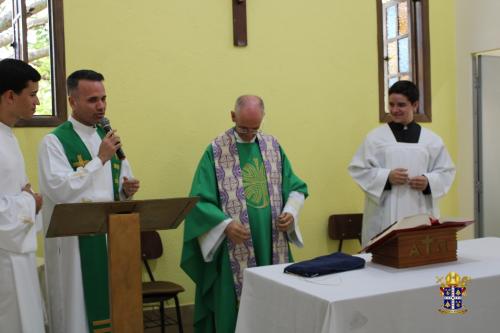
[38,70,140,333]
[181,95,308,333]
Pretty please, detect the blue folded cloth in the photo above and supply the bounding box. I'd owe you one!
[284,252,366,277]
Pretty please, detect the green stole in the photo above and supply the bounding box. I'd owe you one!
[52,121,121,333]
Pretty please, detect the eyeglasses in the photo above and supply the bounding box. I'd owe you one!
[235,126,260,135]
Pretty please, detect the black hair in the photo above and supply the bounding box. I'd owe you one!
[388,80,419,104]
[0,58,41,95]
[67,69,104,95]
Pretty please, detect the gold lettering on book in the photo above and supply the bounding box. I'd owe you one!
[409,244,421,257]
[436,239,448,253]
[409,236,450,257]
[421,235,434,255]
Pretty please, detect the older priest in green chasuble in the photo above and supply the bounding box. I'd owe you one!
[181,95,308,333]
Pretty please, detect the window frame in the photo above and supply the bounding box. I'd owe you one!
[376,0,431,123]
[14,0,67,127]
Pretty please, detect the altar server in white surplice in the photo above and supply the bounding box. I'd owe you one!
[0,59,45,332]
[349,80,455,246]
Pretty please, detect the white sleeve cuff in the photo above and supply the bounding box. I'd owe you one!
[119,159,134,201]
[282,191,305,247]
[84,157,104,173]
[35,213,43,232]
[198,218,231,262]
[18,191,36,225]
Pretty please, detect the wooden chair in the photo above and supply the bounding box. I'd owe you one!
[141,231,185,333]
[328,214,363,252]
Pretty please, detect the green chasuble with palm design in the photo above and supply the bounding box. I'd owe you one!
[238,142,274,265]
[181,140,308,333]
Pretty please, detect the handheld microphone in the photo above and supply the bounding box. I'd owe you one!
[99,117,126,160]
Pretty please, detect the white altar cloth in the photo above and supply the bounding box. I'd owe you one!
[236,237,500,333]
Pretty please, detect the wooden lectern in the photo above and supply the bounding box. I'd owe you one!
[46,197,198,333]
[365,221,473,269]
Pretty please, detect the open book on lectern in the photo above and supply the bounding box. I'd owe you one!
[362,214,474,253]
[46,197,198,238]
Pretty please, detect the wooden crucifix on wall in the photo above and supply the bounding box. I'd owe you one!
[232,0,247,46]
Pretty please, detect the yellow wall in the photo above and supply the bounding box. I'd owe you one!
[13,0,459,305]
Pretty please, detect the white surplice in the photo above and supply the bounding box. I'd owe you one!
[348,124,456,246]
[0,122,45,333]
[38,117,133,333]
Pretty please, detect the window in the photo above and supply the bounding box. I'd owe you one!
[377,0,431,122]
[0,0,67,127]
